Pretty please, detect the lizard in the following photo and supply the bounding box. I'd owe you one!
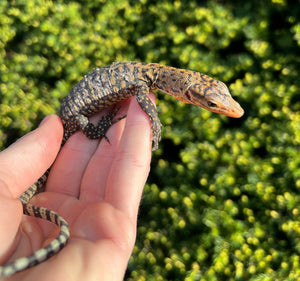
[0,61,244,277]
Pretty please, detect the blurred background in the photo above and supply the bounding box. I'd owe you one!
[1,0,299,280]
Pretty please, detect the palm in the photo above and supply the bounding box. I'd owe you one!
[0,96,153,281]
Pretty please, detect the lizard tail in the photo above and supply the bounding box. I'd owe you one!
[18,169,50,204]
[0,203,70,277]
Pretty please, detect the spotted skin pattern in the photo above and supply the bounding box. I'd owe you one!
[0,62,243,277]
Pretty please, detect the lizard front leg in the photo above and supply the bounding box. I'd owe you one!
[135,86,162,151]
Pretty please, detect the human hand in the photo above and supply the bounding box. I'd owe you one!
[0,94,153,281]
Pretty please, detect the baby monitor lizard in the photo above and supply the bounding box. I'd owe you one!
[0,61,244,277]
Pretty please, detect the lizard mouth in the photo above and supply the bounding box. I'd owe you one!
[225,99,244,118]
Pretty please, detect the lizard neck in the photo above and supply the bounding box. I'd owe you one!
[146,63,198,101]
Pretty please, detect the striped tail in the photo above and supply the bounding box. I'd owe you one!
[0,203,70,277]
[18,169,50,204]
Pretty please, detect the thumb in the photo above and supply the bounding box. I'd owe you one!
[0,115,63,263]
[0,114,63,199]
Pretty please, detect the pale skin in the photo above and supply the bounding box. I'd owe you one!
[0,94,154,280]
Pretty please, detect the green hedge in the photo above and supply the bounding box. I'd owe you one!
[1,0,299,280]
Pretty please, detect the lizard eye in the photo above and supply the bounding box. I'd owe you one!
[207,101,217,107]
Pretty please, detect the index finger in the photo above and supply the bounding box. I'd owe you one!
[104,93,154,220]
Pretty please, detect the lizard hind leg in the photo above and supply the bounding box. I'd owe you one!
[76,107,126,143]
[0,203,70,277]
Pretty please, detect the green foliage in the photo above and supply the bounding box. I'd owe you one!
[1,0,299,280]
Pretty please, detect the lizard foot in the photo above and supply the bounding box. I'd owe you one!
[79,107,126,141]
[97,107,126,143]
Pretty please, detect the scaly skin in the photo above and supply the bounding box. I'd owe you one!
[0,62,243,277]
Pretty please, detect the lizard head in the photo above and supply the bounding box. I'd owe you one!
[177,76,244,118]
